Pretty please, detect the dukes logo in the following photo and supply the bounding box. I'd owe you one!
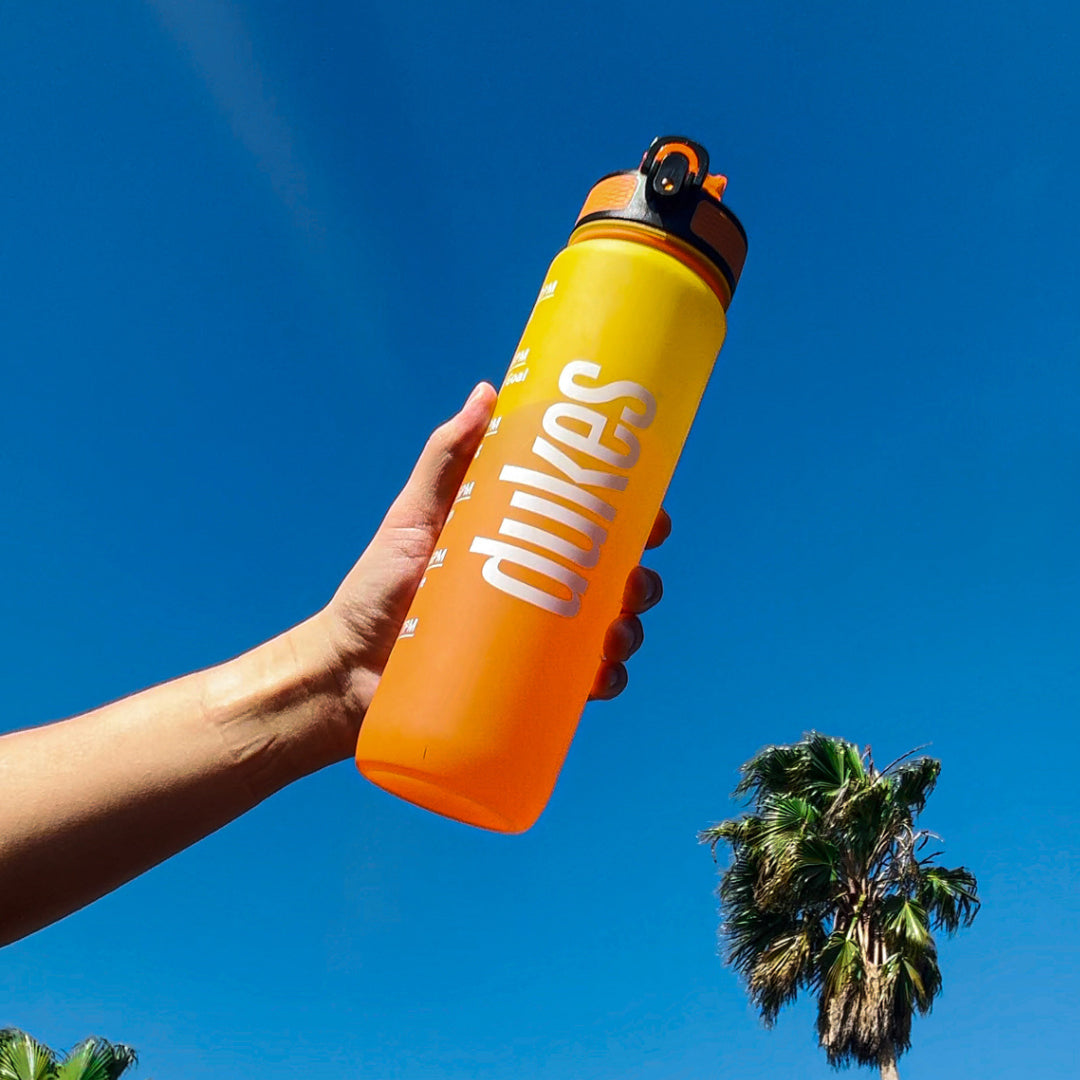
[469,360,656,617]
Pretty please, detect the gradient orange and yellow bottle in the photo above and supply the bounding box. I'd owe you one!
[356,136,748,832]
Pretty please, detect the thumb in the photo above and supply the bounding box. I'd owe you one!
[325,381,498,714]
[377,381,497,548]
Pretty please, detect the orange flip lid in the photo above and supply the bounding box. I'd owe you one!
[573,135,747,302]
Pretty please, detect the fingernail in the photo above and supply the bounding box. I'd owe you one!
[643,569,663,606]
[465,382,489,407]
[603,665,626,694]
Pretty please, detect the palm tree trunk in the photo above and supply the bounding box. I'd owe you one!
[879,1046,900,1080]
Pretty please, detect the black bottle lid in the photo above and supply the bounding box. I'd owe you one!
[573,135,748,306]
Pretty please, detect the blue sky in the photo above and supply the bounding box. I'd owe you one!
[2,1,1078,1076]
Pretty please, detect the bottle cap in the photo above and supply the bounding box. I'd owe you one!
[573,136,747,304]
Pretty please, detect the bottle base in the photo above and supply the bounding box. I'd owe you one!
[357,761,535,834]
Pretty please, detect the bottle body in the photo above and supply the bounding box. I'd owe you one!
[356,230,727,832]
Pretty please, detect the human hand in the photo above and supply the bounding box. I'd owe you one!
[0,381,669,941]
[589,506,670,701]
[322,382,670,750]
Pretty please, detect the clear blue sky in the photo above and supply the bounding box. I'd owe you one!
[3,2,1078,1076]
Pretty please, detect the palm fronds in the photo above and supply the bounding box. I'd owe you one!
[0,1033,137,1080]
[701,733,980,1073]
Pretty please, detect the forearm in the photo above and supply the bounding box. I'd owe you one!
[0,382,651,947]
[0,611,351,946]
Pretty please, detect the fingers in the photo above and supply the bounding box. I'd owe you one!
[622,565,663,614]
[645,507,672,550]
[589,661,628,701]
[588,522,669,700]
[602,613,644,663]
[587,595,651,702]
[378,382,497,543]
[329,384,497,679]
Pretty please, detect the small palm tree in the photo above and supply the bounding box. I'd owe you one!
[700,733,979,1079]
[0,1029,139,1080]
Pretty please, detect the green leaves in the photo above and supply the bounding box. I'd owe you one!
[762,796,819,838]
[54,1045,108,1080]
[819,931,865,997]
[805,733,866,801]
[798,836,841,891]
[883,947,942,1016]
[698,814,761,854]
[748,927,815,1024]
[0,1034,137,1080]
[732,742,808,801]
[889,757,941,815]
[54,1040,137,1080]
[881,896,932,946]
[917,864,981,933]
[702,733,980,1073]
[732,733,868,805]
[0,1032,56,1080]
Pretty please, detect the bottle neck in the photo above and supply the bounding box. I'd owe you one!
[567,219,733,310]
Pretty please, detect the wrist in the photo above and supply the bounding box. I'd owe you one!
[204,610,359,798]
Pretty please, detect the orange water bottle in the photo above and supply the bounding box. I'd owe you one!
[356,135,748,832]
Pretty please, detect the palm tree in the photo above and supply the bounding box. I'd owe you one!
[0,1029,139,1080]
[699,733,979,1079]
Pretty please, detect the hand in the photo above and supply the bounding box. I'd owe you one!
[589,506,670,701]
[324,382,670,738]
[0,382,672,944]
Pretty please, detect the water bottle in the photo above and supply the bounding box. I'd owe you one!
[356,135,747,832]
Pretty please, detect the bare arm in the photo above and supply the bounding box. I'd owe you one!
[0,383,668,945]
[0,614,347,945]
